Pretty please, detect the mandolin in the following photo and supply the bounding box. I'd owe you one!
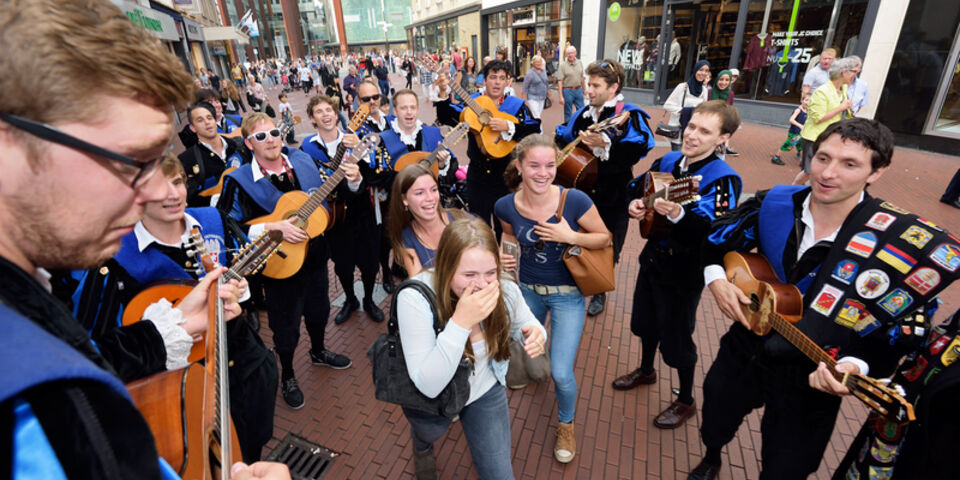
[393,122,469,177]
[121,228,283,362]
[202,116,303,198]
[724,251,915,425]
[248,134,380,279]
[556,112,631,190]
[422,56,518,159]
[636,172,701,239]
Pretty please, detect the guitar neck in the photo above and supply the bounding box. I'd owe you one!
[293,168,345,226]
[449,81,487,117]
[213,278,232,479]
[768,312,841,378]
[327,143,348,171]
[558,137,584,165]
[643,188,668,208]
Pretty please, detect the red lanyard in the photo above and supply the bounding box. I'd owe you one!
[256,157,296,182]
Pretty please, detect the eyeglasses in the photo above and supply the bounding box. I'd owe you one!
[0,112,163,189]
[359,94,381,103]
[247,128,282,142]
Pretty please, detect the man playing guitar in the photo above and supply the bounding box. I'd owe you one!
[688,118,960,480]
[432,59,541,234]
[553,59,656,316]
[178,103,250,207]
[218,113,360,409]
[611,101,742,431]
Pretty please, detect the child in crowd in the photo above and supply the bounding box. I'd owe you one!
[771,93,809,165]
[278,93,295,144]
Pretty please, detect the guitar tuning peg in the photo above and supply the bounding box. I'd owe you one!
[185,261,193,268]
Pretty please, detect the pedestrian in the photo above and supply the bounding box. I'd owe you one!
[374,58,391,100]
[556,46,585,123]
[396,217,547,480]
[343,65,361,113]
[711,69,739,156]
[771,93,809,165]
[847,55,869,115]
[941,168,960,209]
[496,134,612,464]
[801,48,837,97]
[455,56,480,101]
[663,60,711,151]
[221,80,247,115]
[521,55,550,119]
[794,56,857,184]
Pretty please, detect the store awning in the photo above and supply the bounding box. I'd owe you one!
[203,26,249,44]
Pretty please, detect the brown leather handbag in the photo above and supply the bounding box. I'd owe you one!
[556,188,616,296]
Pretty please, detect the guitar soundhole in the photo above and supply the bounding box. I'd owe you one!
[478,111,490,124]
[749,293,761,312]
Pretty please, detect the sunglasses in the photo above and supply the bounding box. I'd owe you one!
[0,112,163,189]
[359,94,381,103]
[247,128,282,142]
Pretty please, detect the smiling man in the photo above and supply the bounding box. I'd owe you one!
[687,118,960,480]
[612,100,742,431]
[178,102,249,207]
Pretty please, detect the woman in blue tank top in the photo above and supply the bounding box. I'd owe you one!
[493,134,611,465]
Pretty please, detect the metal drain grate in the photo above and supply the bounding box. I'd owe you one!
[265,434,339,479]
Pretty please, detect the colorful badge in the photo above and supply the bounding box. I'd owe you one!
[865,212,896,231]
[880,201,910,214]
[929,334,951,355]
[942,337,960,367]
[905,267,941,295]
[878,288,913,316]
[811,284,843,317]
[874,416,904,443]
[855,269,890,299]
[899,225,933,250]
[831,260,859,285]
[870,438,900,465]
[846,231,877,258]
[854,313,882,337]
[902,356,928,382]
[929,243,960,272]
[917,217,942,231]
[836,299,867,328]
[845,467,860,480]
[867,466,894,480]
[924,367,942,386]
[876,244,918,274]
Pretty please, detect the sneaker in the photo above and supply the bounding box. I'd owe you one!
[771,155,785,165]
[725,148,739,156]
[555,422,576,463]
[310,349,352,369]
[412,446,438,480]
[281,377,305,409]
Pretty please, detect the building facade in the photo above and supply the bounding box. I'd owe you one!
[408,0,482,59]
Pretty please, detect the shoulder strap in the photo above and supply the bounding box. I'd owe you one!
[555,187,570,221]
[389,279,443,337]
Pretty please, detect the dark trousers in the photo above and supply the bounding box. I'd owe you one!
[376,201,393,281]
[327,215,379,301]
[630,267,702,369]
[596,203,629,265]
[942,167,960,202]
[261,242,330,355]
[700,325,842,479]
[467,179,508,238]
[227,311,278,463]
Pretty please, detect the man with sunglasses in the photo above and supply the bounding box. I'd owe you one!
[554,59,656,317]
[0,1,288,478]
[218,113,361,410]
[433,59,541,234]
[178,103,250,207]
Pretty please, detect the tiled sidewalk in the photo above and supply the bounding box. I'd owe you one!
[246,74,960,479]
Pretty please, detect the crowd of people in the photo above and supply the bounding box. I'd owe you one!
[2,1,960,480]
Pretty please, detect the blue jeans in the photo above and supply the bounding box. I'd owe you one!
[561,87,585,123]
[520,285,585,423]
[402,384,514,480]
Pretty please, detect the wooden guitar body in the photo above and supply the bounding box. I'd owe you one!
[394,151,440,177]
[199,167,238,198]
[637,172,704,240]
[459,95,518,159]
[127,363,241,478]
[122,280,207,363]
[247,190,330,279]
[724,252,804,335]
[555,146,598,190]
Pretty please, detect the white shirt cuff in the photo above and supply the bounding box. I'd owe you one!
[592,133,613,161]
[667,206,685,223]
[143,298,193,371]
[247,223,267,240]
[501,122,516,141]
[704,264,727,286]
[837,357,869,377]
[347,179,362,192]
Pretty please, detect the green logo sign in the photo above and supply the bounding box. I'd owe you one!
[608,2,621,22]
[125,8,163,33]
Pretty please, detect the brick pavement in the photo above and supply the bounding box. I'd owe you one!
[223,74,960,479]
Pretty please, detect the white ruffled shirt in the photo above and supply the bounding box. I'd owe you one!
[582,94,623,161]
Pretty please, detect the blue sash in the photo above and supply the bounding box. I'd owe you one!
[758,185,809,285]
[226,150,327,213]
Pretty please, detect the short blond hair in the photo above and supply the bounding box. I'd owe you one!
[241,113,275,139]
[0,0,194,126]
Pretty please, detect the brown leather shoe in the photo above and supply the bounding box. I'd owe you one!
[653,399,696,429]
[611,368,657,391]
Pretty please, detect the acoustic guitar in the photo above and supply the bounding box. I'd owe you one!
[555,112,631,190]
[121,227,283,362]
[201,116,302,198]
[724,251,916,425]
[393,122,470,177]
[636,172,702,239]
[422,56,518,159]
[127,235,252,478]
[318,105,372,227]
[249,134,380,279]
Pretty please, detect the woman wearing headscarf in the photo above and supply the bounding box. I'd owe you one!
[663,60,711,151]
[710,69,738,156]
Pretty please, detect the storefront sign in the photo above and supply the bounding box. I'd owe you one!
[608,2,621,22]
[117,2,179,41]
[513,8,535,25]
[183,19,205,42]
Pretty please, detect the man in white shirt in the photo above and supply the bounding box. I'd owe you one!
[801,48,837,97]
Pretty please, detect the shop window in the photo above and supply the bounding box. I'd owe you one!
[602,0,664,89]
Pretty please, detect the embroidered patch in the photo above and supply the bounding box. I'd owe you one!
[874,416,904,443]
[854,312,882,337]
[929,335,951,355]
[845,466,860,480]
[942,337,960,367]
[845,231,877,258]
[878,288,913,316]
[836,299,867,328]
[811,284,843,317]
[899,225,933,249]
[905,267,941,295]
[916,217,942,231]
[876,244,917,274]
[924,366,942,386]
[192,164,200,174]
[831,260,859,285]
[880,201,910,214]
[99,266,109,275]
[870,438,900,465]
[865,212,896,231]
[855,269,890,299]
[902,356,928,382]
[929,243,960,272]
